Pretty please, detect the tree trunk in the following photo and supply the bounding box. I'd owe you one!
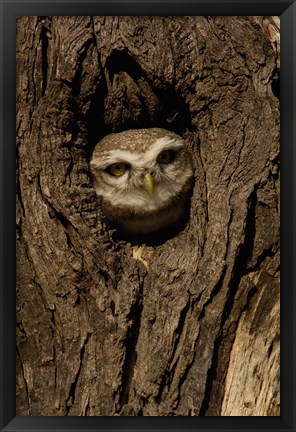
[16,16,280,416]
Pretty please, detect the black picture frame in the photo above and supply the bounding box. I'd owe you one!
[1,1,295,431]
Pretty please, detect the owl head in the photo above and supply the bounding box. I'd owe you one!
[90,128,194,239]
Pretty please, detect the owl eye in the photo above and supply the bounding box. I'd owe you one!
[157,149,176,165]
[107,163,129,177]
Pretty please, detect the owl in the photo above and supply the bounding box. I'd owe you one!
[90,128,194,242]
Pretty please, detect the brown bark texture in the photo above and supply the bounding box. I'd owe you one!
[16,16,280,416]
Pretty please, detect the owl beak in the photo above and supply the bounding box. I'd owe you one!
[144,173,155,196]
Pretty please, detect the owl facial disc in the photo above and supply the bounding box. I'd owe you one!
[90,128,194,238]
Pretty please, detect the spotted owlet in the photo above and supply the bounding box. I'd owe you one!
[90,128,194,240]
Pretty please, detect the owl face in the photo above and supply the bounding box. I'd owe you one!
[90,128,194,236]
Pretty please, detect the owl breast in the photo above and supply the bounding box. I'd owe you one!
[100,175,193,236]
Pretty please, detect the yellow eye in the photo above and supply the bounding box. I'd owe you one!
[157,149,176,165]
[107,163,128,177]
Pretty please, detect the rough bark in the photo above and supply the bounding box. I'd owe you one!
[16,16,280,416]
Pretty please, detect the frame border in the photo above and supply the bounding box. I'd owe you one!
[1,1,295,431]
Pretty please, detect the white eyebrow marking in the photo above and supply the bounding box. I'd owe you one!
[90,150,143,168]
[145,136,184,159]
[90,136,185,169]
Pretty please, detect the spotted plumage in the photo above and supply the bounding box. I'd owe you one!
[90,128,194,240]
